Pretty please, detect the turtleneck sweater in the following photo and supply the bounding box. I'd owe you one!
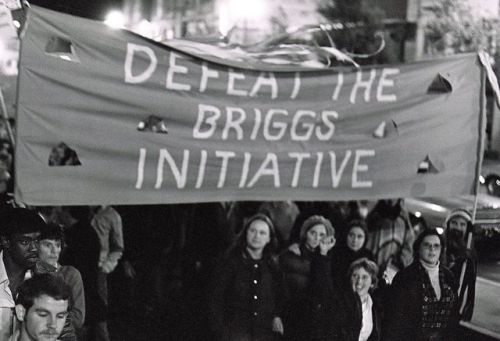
[420,260,441,299]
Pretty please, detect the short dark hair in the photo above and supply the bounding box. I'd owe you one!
[413,228,444,260]
[0,208,46,239]
[348,257,379,289]
[16,274,72,311]
[40,223,65,244]
[346,219,368,240]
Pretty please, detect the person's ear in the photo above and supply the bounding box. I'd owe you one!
[15,304,26,322]
[0,236,10,249]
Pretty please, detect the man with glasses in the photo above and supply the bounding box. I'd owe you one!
[0,207,46,341]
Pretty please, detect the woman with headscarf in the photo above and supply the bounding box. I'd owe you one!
[330,220,374,284]
[207,213,283,341]
[384,228,459,341]
[279,215,334,340]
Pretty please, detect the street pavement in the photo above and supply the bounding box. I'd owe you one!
[462,262,500,340]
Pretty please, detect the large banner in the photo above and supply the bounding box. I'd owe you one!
[15,6,485,205]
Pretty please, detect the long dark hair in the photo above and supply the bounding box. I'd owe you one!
[228,213,278,259]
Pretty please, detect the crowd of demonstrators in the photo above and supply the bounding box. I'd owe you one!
[0,197,478,341]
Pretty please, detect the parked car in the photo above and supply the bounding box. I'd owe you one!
[480,156,500,197]
[404,191,500,260]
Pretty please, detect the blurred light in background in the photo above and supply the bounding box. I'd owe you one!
[219,0,269,41]
[227,0,268,21]
[134,19,153,37]
[104,10,125,29]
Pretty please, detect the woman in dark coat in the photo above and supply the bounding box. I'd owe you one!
[330,219,374,285]
[310,235,382,341]
[279,215,334,340]
[384,228,459,341]
[208,213,283,341]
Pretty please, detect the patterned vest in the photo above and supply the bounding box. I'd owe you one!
[420,264,456,339]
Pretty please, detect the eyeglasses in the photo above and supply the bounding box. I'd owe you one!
[421,242,441,250]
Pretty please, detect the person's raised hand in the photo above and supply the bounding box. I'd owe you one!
[319,235,336,255]
[272,316,284,335]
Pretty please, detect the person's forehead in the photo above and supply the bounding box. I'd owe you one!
[422,235,440,244]
[31,295,68,313]
[12,232,40,239]
[349,226,365,235]
[450,216,468,224]
[309,224,326,232]
[352,267,370,275]
[249,219,269,229]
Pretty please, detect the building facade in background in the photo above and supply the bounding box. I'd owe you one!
[121,0,325,44]
[121,0,498,59]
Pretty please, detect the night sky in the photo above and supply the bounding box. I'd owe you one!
[28,0,123,20]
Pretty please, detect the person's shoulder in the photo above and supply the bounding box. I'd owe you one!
[279,247,301,260]
[357,248,374,260]
[58,265,83,280]
[440,264,456,282]
[279,248,305,269]
[93,206,118,218]
[279,249,293,261]
[393,262,419,283]
[218,249,242,267]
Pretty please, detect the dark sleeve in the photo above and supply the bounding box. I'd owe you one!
[207,256,234,338]
[382,269,416,341]
[443,267,461,339]
[458,256,477,321]
[365,248,376,262]
[62,266,86,329]
[312,253,362,340]
[272,258,286,317]
[310,253,335,303]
